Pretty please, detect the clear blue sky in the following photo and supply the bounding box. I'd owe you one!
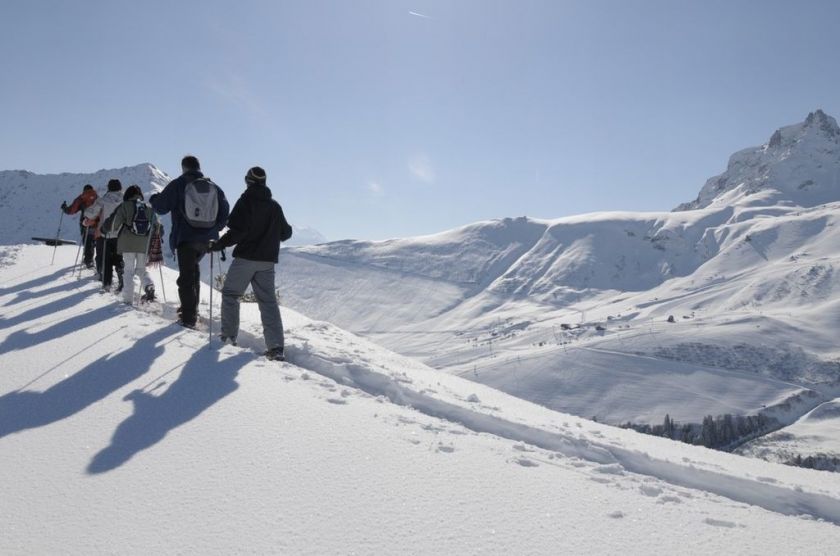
[1,0,838,240]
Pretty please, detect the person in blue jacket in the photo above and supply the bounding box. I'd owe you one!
[149,155,229,328]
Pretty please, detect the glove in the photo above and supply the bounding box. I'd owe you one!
[208,240,222,252]
[61,201,68,211]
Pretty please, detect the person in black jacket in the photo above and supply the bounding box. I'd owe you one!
[209,167,292,360]
[150,155,230,328]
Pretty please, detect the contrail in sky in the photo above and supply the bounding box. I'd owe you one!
[409,11,432,19]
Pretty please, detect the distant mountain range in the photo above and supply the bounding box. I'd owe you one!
[0,163,325,246]
[275,110,840,466]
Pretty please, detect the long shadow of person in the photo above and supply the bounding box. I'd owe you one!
[0,327,177,440]
[87,348,252,474]
[3,279,88,307]
[0,305,117,354]
[0,267,75,297]
[0,289,93,331]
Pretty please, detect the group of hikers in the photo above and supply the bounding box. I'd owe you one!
[61,155,293,361]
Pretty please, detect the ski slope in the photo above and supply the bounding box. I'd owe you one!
[2,245,840,553]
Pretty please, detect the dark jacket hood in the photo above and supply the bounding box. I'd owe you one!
[244,183,273,201]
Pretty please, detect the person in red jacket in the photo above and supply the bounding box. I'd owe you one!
[61,184,98,268]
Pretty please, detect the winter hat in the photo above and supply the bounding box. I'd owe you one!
[107,178,122,192]
[83,184,93,191]
[123,185,143,201]
[245,166,266,187]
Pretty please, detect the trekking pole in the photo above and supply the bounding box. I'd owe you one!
[158,265,167,303]
[77,225,91,279]
[72,225,85,275]
[101,234,109,289]
[142,217,154,290]
[208,250,214,347]
[51,210,65,265]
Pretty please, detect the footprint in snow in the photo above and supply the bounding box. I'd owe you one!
[514,458,539,468]
[607,511,625,519]
[436,444,455,454]
[639,485,663,497]
[326,398,348,405]
[657,496,683,505]
[703,518,738,529]
[593,464,625,476]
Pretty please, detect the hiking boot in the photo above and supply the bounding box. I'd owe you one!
[219,336,237,346]
[264,347,285,361]
[176,319,197,330]
[141,284,156,302]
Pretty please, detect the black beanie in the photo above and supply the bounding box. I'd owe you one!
[107,179,122,192]
[83,184,93,191]
[245,166,266,187]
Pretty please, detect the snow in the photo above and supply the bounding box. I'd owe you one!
[739,398,840,465]
[273,112,840,468]
[0,164,171,246]
[5,110,840,551]
[2,245,840,553]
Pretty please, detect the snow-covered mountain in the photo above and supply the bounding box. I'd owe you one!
[2,244,840,552]
[275,110,840,466]
[0,163,171,245]
[284,224,327,246]
[677,109,840,211]
[4,112,840,551]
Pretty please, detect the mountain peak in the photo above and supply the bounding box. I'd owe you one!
[676,110,840,211]
[804,108,840,137]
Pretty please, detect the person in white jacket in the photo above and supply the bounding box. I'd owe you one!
[90,179,125,290]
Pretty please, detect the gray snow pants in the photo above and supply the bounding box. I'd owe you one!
[221,257,284,350]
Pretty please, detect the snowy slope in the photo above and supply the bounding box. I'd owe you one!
[0,164,171,246]
[284,224,327,246]
[738,398,840,468]
[3,244,840,553]
[275,111,840,465]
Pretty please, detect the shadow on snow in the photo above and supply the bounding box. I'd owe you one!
[0,326,176,440]
[0,304,117,355]
[87,348,252,474]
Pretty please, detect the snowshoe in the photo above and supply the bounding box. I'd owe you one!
[264,347,285,361]
[140,284,156,303]
[176,319,197,330]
